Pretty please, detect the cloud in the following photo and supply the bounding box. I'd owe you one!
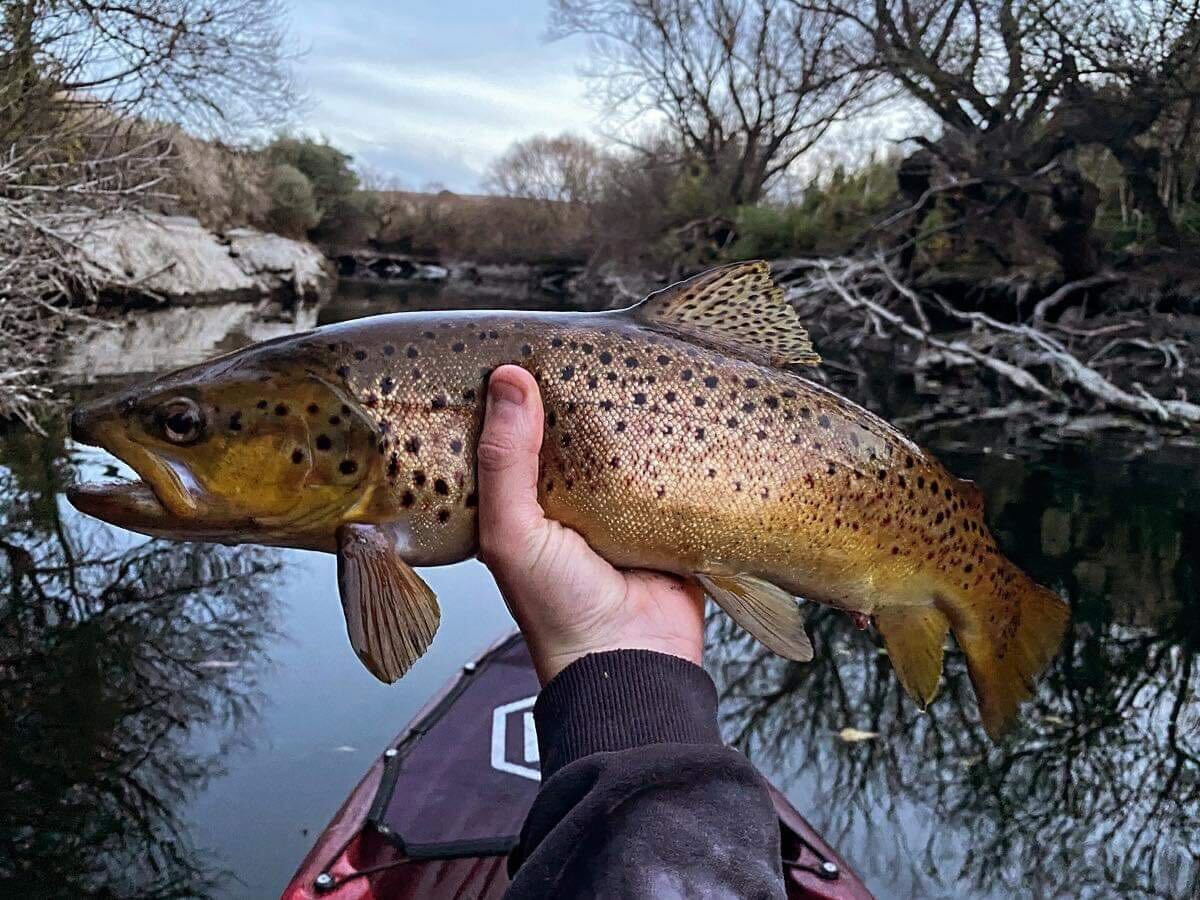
[288,1,599,191]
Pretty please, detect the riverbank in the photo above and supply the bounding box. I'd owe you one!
[83,214,335,309]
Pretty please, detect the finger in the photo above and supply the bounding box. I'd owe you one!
[477,365,546,561]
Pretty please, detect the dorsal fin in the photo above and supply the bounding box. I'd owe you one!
[627,260,820,368]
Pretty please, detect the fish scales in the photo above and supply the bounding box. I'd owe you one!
[67,261,1069,739]
[339,312,981,613]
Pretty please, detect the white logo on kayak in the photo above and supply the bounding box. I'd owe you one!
[491,696,541,782]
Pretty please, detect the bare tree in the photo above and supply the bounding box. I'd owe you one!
[548,0,877,206]
[484,132,608,205]
[0,0,297,426]
[807,0,1200,275]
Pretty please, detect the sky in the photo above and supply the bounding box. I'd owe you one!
[288,1,597,192]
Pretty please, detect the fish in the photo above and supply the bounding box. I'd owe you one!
[68,260,1069,739]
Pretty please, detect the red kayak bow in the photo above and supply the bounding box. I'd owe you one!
[283,633,873,899]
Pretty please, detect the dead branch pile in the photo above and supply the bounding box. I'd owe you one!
[780,256,1199,437]
[0,130,172,428]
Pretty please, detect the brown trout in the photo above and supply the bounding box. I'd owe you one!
[68,261,1068,738]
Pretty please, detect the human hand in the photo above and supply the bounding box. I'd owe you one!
[476,365,706,685]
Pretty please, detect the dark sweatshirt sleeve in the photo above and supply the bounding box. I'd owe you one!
[504,650,785,900]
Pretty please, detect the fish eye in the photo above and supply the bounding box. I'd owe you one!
[157,397,205,445]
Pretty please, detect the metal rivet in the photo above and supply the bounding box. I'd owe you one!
[314,872,334,890]
[819,861,839,879]
[463,661,477,673]
[384,748,398,758]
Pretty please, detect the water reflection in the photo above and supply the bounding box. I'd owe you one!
[0,424,282,898]
[709,446,1199,899]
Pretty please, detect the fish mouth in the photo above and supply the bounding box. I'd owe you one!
[68,406,207,536]
[66,477,178,533]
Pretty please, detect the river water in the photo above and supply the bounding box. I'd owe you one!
[1,281,1196,899]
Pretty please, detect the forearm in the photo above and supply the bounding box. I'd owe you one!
[505,650,785,899]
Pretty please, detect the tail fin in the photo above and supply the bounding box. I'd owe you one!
[944,566,1070,740]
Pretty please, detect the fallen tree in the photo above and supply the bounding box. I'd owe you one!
[779,255,1199,437]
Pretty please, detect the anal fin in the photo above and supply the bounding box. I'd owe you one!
[697,572,813,662]
[874,605,950,708]
[336,523,441,682]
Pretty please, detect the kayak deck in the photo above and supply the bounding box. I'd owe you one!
[283,633,872,899]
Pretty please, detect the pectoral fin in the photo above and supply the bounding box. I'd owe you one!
[336,523,441,683]
[874,605,950,708]
[697,572,813,661]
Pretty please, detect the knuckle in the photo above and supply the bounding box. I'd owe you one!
[475,436,520,473]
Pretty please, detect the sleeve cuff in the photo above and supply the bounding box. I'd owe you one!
[533,649,722,779]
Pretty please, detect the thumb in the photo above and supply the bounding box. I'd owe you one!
[476,365,546,563]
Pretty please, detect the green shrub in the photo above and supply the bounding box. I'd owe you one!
[265,163,320,237]
[264,134,368,243]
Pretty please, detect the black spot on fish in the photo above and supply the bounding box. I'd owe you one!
[336,366,350,378]
[521,344,532,357]
[625,357,638,368]
[328,415,341,427]
[453,342,465,353]
[275,404,289,416]
[307,404,319,415]
[413,470,427,486]
[657,354,669,365]
[633,393,646,405]
[450,439,463,454]
[694,396,706,407]
[666,391,677,403]
[818,414,831,428]
[462,388,477,402]
[384,344,395,356]
[405,437,421,454]
[380,377,396,395]
[339,460,358,475]
[561,365,575,380]
[703,375,718,388]
[616,421,627,432]
[741,402,756,413]
[726,417,738,428]
[765,397,779,409]
[696,427,705,440]
[599,351,613,365]
[744,377,759,388]
[547,410,558,428]
[431,397,447,410]
[434,479,449,495]
[316,435,332,451]
[465,491,478,508]
[257,400,268,410]
[228,412,242,431]
[342,405,352,415]
[551,337,563,348]
[354,350,367,361]
[682,369,694,382]
[401,491,415,507]
[292,449,304,464]
[437,509,451,523]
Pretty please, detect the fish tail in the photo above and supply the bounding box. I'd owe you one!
[941,562,1069,740]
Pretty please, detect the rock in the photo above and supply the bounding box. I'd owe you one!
[79,214,335,308]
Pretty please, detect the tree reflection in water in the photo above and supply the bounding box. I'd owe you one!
[709,447,1199,900]
[0,428,281,898]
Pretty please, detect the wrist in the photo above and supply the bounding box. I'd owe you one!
[531,635,702,686]
[533,648,722,778]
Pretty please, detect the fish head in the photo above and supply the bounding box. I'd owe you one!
[68,350,381,547]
